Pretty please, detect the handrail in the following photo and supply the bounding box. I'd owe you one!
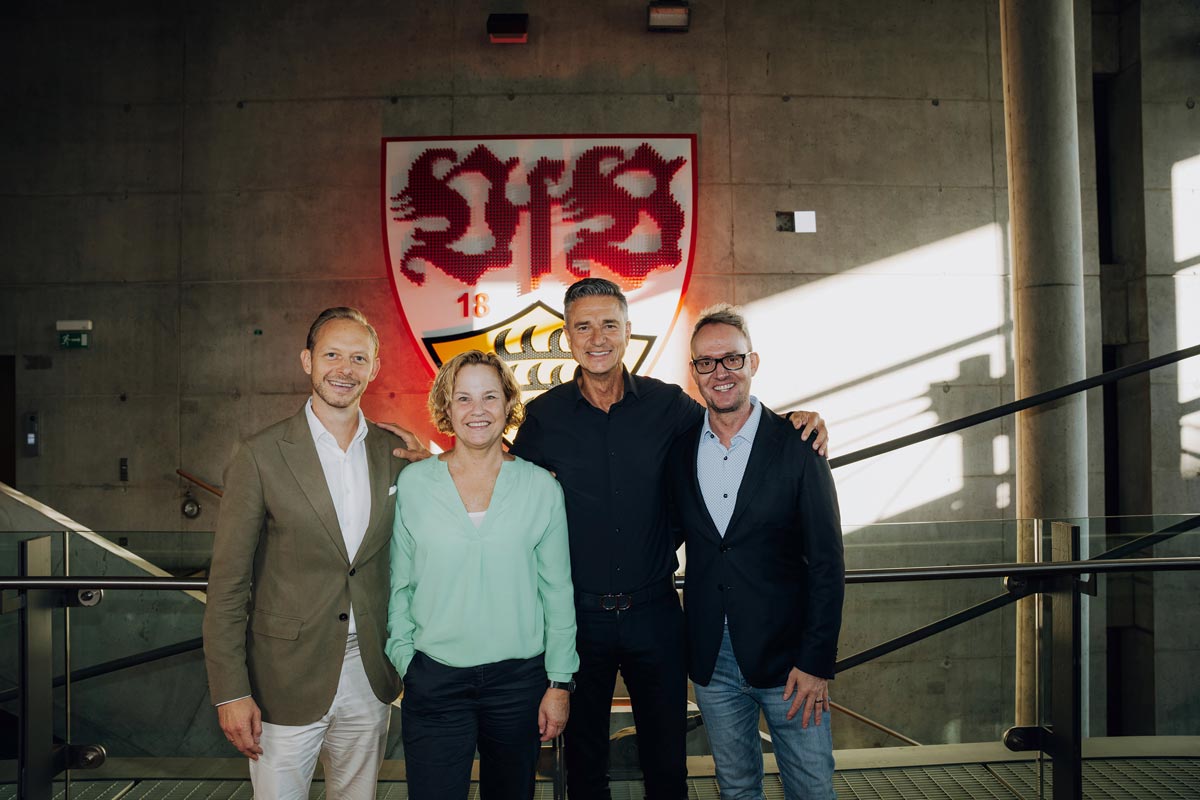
[841,555,1200,582]
[836,591,1017,672]
[0,636,204,705]
[827,342,1200,469]
[829,700,922,746]
[1,577,208,590]
[10,554,1198,593]
[177,469,223,498]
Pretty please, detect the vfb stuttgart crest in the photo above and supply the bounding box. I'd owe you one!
[382,135,697,401]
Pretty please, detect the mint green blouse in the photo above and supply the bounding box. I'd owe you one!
[385,455,579,682]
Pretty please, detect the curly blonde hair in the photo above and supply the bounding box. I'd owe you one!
[428,350,526,436]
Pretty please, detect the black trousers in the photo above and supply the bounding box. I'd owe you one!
[401,650,546,800]
[565,591,688,800]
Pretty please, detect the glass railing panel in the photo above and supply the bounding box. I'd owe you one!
[1033,512,1200,560]
[843,518,1024,567]
[1029,521,1199,800]
[55,529,411,787]
[1148,529,1200,738]
[838,518,1022,746]
[62,530,217,766]
[834,575,1017,749]
[1068,523,1200,741]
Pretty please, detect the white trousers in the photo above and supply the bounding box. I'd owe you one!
[249,636,391,800]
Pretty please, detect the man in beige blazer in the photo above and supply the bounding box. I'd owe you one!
[203,307,413,799]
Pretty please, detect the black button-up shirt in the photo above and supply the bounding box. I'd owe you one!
[511,368,704,595]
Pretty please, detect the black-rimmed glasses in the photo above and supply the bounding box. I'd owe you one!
[690,353,749,374]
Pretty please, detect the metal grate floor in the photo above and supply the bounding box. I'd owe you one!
[4,759,1199,800]
[990,758,1200,799]
[0,783,133,800]
[833,764,1019,800]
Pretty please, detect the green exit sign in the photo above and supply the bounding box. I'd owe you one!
[59,332,89,349]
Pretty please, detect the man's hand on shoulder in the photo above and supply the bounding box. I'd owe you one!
[376,421,433,462]
[786,410,829,457]
[217,696,264,760]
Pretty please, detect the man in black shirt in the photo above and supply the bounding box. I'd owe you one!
[510,278,828,800]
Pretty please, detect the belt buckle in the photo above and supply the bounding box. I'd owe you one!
[600,593,632,611]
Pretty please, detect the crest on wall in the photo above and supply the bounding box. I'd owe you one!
[382,135,696,401]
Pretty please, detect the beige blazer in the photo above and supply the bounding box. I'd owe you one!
[202,406,409,725]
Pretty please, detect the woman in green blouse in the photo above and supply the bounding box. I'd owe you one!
[386,350,578,799]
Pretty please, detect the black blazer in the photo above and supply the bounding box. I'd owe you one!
[667,405,844,687]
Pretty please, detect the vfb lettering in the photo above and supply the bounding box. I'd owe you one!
[389,143,686,289]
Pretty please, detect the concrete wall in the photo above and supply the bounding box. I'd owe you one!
[1134,0,1200,736]
[3,0,1096,534]
[1,0,1194,752]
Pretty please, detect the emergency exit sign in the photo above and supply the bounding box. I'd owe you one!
[59,332,89,349]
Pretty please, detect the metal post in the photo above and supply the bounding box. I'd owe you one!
[18,536,55,800]
[1049,522,1082,799]
[1002,523,1084,798]
[8,537,108,799]
[1015,517,1040,726]
[553,734,565,800]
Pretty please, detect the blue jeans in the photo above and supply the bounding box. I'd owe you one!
[693,627,835,800]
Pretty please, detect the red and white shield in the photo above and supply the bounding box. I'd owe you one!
[382,135,696,401]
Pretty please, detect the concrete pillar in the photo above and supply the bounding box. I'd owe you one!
[999,0,1089,726]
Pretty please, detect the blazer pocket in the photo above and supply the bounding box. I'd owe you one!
[249,609,304,640]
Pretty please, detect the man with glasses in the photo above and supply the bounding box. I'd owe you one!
[665,303,844,800]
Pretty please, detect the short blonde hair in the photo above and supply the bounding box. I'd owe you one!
[427,350,525,436]
[307,307,379,356]
[692,303,753,350]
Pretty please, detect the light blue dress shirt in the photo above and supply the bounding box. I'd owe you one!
[696,397,762,536]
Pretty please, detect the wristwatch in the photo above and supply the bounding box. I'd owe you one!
[548,679,576,693]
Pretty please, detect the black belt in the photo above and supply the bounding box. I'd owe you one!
[576,578,676,612]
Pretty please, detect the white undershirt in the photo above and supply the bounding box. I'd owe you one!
[468,510,487,528]
[305,398,371,635]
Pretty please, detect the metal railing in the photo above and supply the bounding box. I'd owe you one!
[6,534,1200,798]
[825,342,1200,469]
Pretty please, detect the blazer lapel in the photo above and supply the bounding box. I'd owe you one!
[724,407,785,537]
[279,409,350,564]
[353,425,394,567]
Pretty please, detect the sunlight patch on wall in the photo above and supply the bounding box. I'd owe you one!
[1172,154,1200,264]
[742,224,1008,523]
[1176,269,1200,479]
[836,435,966,525]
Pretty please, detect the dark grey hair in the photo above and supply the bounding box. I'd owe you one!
[306,307,380,356]
[563,278,629,316]
[692,303,753,350]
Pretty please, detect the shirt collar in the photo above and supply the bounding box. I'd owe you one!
[569,365,640,407]
[305,397,368,450]
[701,396,762,446]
